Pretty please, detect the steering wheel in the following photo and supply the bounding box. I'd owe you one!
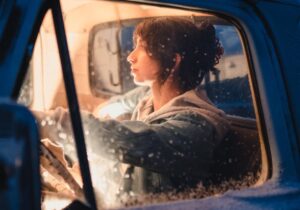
[40,139,84,200]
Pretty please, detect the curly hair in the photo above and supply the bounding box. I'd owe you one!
[133,17,223,91]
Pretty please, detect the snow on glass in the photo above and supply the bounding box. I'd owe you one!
[119,173,259,208]
[39,113,259,209]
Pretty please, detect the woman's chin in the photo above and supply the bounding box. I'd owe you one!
[133,79,153,87]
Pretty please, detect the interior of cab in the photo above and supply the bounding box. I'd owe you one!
[16,0,265,208]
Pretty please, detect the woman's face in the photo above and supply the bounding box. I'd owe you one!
[127,36,161,86]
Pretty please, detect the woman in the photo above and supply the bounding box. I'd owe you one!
[93,17,229,194]
[39,17,229,196]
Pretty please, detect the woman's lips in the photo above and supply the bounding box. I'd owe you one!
[131,68,137,73]
[130,68,137,77]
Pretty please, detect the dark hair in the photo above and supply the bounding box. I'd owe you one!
[133,17,223,91]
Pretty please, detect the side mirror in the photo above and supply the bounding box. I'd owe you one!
[0,100,41,210]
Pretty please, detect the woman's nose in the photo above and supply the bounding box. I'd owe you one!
[127,50,136,64]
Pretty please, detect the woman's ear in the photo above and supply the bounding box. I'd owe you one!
[172,53,182,73]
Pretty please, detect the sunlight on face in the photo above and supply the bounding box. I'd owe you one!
[127,37,161,86]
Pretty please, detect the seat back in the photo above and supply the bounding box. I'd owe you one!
[0,100,41,210]
[209,115,261,184]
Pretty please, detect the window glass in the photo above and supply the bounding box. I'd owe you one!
[81,2,261,208]
[18,1,263,209]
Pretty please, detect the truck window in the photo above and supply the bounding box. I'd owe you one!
[17,1,264,209]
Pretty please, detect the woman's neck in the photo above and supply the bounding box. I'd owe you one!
[151,80,183,111]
